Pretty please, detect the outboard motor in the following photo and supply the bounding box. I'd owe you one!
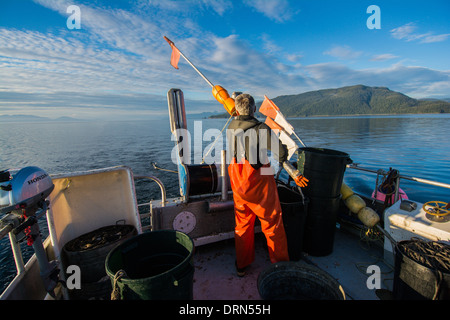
[0,167,54,212]
[0,166,59,297]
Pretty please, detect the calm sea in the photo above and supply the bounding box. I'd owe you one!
[1,114,450,293]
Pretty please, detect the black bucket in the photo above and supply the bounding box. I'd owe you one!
[105,230,195,300]
[297,147,352,198]
[393,240,450,300]
[257,261,346,300]
[303,195,341,257]
[277,182,309,261]
[62,224,137,300]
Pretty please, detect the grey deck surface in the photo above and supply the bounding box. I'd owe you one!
[192,227,393,300]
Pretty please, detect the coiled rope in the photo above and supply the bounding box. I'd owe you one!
[397,239,450,274]
[397,239,450,300]
[111,269,127,300]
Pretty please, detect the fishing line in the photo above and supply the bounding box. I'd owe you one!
[201,113,234,164]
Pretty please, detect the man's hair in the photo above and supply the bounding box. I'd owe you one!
[235,94,255,116]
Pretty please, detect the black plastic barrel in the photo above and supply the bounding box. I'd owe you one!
[296,148,351,257]
[303,195,342,256]
[62,224,137,299]
[297,147,352,198]
[258,261,346,300]
[105,230,194,300]
[277,182,309,261]
[393,240,450,300]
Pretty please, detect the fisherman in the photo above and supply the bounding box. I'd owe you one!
[227,93,308,276]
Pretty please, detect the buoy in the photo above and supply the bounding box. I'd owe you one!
[345,194,366,214]
[357,207,380,228]
[212,85,236,115]
[340,182,354,200]
[341,183,381,228]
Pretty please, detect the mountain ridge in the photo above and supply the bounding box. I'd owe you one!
[210,84,450,118]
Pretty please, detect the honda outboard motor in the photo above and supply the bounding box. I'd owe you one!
[0,166,54,213]
[0,166,59,296]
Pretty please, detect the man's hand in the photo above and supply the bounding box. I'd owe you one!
[282,161,309,188]
[294,174,309,188]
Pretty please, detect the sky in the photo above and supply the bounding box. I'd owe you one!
[0,0,449,120]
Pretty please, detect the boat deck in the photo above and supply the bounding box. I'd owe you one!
[192,225,393,300]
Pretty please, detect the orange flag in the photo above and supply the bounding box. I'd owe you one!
[259,95,279,119]
[265,116,283,132]
[164,36,180,69]
[170,45,180,69]
[259,94,295,136]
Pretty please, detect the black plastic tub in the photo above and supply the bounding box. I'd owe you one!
[258,261,346,300]
[302,195,341,257]
[394,240,450,300]
[297,147,352,198]
[277,182,309,261]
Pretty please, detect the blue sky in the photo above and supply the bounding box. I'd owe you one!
[0,0,449,120]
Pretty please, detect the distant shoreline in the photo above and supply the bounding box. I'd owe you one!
[209,111,449,119]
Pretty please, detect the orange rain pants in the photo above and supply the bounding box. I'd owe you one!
[228,158,289,269]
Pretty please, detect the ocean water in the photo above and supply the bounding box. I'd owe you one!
[1,114,449,293]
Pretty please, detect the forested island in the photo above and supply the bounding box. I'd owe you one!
[210,85,450,118]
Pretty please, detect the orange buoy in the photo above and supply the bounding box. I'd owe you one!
[212,85,236,115]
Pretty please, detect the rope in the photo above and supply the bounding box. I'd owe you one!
[354,225,395,289]
[379,168,399,208]
[111,269,127,300]
[201,113,234,164]
[397,239,450,273]
[151,162,177,174]
[397,239,450,300]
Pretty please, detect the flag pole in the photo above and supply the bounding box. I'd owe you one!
[292,131,307,147]
[164,36,214,88]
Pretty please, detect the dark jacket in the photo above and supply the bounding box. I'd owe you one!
[227,115,288,169]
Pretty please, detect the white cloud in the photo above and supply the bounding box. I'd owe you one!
[421,33,450,43]
[324,45,363,60]
[370,54,399,62]
[260,34,281,55]
[1,1,449,120]
[200,0,233,16]
[138,0,233,16]
[304,62,450,98]
[286,53,303,63]
[207,34,293,92]
[390,22,450,43]
[243,0,296,23]
[390,22,419,41]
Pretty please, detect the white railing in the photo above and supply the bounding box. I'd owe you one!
[347,163,450,203]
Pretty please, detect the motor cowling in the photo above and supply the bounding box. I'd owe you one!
[0,166,54,214]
